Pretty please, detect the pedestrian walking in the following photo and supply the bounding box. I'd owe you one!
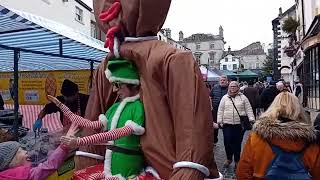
[243,81,259,118]
[260,81,280,111]
[294,77,303,104]
[210,75,229,144]
[237,92,320,179]
[217,81,255,169]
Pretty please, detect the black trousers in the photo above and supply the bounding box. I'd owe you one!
[212,109,218,143]
[222,124,244,162]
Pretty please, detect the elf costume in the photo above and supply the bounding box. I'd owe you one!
[54,59,145,180]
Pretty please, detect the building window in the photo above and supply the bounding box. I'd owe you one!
[90,22,97,38]
[193,52,202,63]
[249,63,254,69]
[304,45,320,109]
[233,64,237,70]
[223,65,227,70]
[210,43,215,49]
[209,52,215,60]
[158,35,161,41]
[196,44,201,50]
[256,63,260,69]
[232,57,236,62]
[225,58,228,62]
[278,55,281,58]
[75,6,83,23]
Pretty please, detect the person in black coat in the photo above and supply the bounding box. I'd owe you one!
[260,81,280,111]
[210,75,229,144]
[33,79,89,131]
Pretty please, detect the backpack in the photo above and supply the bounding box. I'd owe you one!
[265,143,311,180]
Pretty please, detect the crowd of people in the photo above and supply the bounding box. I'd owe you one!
[208,76,320,179]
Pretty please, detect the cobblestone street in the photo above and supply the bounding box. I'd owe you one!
[213,130,250,180]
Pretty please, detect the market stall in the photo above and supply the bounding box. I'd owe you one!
[0,4,107,134]
[199,65,221,82]
[0,5,107,179]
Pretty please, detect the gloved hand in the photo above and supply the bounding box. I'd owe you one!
[33,118,42,132]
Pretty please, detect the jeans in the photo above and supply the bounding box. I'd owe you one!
[222,124,244,162]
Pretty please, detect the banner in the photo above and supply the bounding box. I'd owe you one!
[0,70,92,105]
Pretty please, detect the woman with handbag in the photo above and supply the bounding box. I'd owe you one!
[217,81,255,169]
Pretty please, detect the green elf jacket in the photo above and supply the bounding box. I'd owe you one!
[103,94,145,179]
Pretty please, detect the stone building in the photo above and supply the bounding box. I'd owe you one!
[158,29,189,51]
[178,26,226,68]
[221,42,267,71]
[0,0,106,41]
[272,5,296,81]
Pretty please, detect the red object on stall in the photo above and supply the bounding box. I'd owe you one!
[73,164,104,180]
[72,164,160,180]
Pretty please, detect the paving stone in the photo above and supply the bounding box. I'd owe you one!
[213,129,250,180]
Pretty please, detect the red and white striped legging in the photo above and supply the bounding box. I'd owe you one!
[77,126,133,146]
[57,102,104,129]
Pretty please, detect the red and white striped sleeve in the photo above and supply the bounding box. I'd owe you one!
[57,102,103,129]
[76,126,133,146]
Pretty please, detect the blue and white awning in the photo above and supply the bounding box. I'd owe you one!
[0,5,107,71]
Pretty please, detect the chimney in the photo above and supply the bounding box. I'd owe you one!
[179,31,184,41]
[279,7,282,16]
[219,25,224,37]
[228,46,231,53]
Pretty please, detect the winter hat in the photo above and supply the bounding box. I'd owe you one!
[105,59,140,85]
[0,141,20,171]
[60,79,79,97]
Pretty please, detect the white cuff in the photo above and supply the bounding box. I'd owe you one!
[99,114,107,130]
[204,172,223,180]
[125,120,145,135]
[173,161,210,177]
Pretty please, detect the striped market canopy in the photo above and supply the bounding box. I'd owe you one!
[0,5,108,71]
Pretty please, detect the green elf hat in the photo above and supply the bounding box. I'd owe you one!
[105,59,140,85]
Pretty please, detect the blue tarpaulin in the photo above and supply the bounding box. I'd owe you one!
[0,5,107,71]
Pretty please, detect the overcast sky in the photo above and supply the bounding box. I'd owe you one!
[84,0,294,50]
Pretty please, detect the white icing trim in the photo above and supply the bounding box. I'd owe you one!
[124,36,158,42]
[204,172,224,180]
[104,149,112,176]
[114,37,120,58]
[145,166,161,179]
[105,68,140,85]
[125,120,145,135]
[110,94,140,131]
[99,114,107,131]
[75,151,104,160]
[173,161,210,177]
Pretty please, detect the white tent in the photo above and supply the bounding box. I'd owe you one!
[199,66,220,81]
